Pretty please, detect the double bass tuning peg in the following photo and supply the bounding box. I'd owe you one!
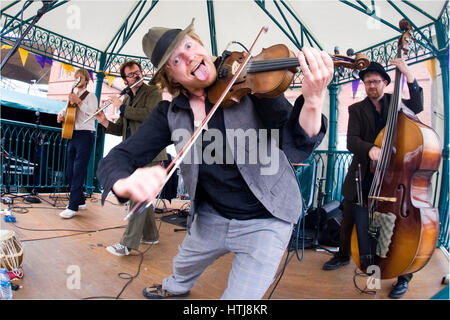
[334,46,340,55]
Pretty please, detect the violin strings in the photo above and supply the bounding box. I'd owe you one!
[247,55,356,74]
[247,58,299,73]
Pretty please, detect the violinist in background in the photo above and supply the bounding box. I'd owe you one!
[95,60,167,257]
[322,61,423,299]
[97,19,333,299]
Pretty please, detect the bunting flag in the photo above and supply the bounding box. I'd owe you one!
[34,54,53,69]
[88,70,94,81]
[351,79,360,100]
[104,72,115,87]
[1,44,12,50]
[424,58,436,80]
[18,48,29,66]
[61,62,75,75]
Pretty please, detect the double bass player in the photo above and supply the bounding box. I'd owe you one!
[322,59,424,299]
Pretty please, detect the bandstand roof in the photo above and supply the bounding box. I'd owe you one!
[1,0,447,84]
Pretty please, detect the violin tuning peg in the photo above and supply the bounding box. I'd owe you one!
[334,46,340,54]
[346,48,355,56]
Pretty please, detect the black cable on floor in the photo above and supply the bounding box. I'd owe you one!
[81,220,163,300]
[352,268,378,296]
[12,223,127,242]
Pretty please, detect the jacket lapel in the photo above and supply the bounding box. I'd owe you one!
[360,97,376,138]
[130,84,147,108]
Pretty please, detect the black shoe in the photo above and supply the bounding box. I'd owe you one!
[322,255,350,270]
[389,278,409,299]
[142,284,190,299]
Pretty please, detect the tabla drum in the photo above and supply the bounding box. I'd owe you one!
[0,229,24,277]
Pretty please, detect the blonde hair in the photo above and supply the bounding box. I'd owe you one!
[155,30,204,97]
[75,68,91,83]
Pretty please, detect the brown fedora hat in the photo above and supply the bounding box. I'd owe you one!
[142,18,195,77]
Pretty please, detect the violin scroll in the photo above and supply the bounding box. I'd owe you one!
[332,47,369,78]
[332,52,369,70]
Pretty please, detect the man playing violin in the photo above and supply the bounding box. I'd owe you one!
[95,60,167,257]
[97,19,333,299]
[322,60,423,299]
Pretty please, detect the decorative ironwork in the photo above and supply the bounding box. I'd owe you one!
[438,4,449,50]
[1,13,101,71]
[104,53,156,79]
[361,23,435,69]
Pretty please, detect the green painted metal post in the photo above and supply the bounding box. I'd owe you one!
[91,52,107,193]
[435,17,449,241]
[325,83,338,203]
[206,0,218,57]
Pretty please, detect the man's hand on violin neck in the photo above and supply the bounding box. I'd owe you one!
[297,47,334,108]
[296,47,333,137]
[112,166,167,203]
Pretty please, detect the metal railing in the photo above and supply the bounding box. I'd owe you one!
[295,150,353,208]
[0,119,93,194]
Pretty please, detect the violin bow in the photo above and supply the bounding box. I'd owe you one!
[124,26,269,221]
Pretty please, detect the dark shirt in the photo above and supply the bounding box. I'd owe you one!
[370,95,386,135]
[196,100,272,220]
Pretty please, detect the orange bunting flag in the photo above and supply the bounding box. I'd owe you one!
[104,72,115,87]
[61,62,75,75]
[424,58,436,80]
[18,48,29,66]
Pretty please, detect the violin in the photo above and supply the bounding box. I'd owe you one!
[208,43,369,107]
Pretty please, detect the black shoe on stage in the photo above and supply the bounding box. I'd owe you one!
[389,277,410,299]
[322,255,350,270]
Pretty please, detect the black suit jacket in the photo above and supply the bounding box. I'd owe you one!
[341,80,423,201]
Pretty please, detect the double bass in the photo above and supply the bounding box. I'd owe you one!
[350,19,442,279]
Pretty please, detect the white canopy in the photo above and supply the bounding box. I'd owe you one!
[1,0,446,64]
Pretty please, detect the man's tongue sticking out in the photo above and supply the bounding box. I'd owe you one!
[193,63,209,81]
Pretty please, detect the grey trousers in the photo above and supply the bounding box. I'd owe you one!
[119,161,160,250]
[120,201,158,250]
[162,201,293,299]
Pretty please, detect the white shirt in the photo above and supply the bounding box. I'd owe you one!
[74,89,97,131]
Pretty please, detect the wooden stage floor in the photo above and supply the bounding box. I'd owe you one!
[1,193,448,301]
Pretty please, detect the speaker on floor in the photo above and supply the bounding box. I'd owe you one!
[317,200,342,247]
